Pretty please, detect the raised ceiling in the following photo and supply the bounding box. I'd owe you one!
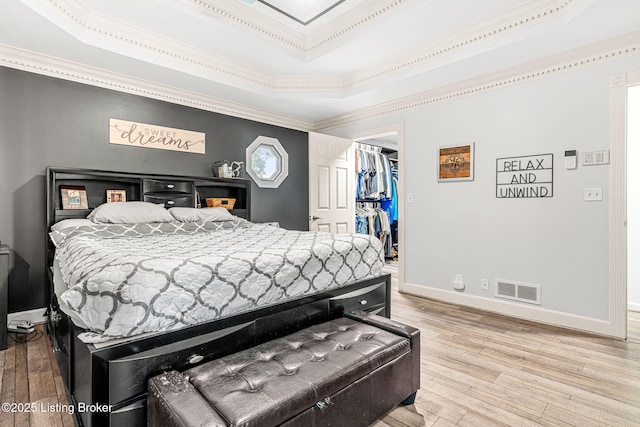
[1,0,639,130]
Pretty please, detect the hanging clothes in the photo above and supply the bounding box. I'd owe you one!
[355,144,392,200]
[355,143,397,259]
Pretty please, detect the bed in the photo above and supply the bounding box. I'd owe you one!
[45,167,391,427]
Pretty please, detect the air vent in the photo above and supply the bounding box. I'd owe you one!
[495,279,541,305]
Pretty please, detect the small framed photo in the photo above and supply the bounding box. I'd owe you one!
[107,189,126,203]
[61,186,88,209]
[438,143,475,182]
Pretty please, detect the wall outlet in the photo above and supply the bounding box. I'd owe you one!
[481,279,489,291]
[584,187,603,201]
[453,274,464,290]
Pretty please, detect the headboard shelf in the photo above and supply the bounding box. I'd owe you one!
[47,167,252,229]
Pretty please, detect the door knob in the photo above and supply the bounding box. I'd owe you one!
[309,215,320,220]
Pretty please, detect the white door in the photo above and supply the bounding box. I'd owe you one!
[308,132,354,233]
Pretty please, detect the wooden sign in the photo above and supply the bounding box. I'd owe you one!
[109,119,205,154]
[437,143,474,182]
[496,154,553,198]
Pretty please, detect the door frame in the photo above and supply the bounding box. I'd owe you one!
[611,70,640,339]
[348,123,405,288]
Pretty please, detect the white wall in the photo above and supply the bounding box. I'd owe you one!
[325,54,640,334]
[629,85,640,312]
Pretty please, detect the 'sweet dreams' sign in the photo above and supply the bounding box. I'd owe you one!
[496,154,553,198]
[109,119,206,154]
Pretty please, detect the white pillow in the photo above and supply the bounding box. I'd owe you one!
[88,202,174,224]
[169,207,234,222]
[51,218,95,231]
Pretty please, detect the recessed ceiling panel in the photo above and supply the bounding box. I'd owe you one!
[257,0,347,25]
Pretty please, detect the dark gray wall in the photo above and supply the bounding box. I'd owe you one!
[0,67,309,313]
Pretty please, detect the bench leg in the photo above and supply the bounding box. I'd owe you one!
[401,392,417,405]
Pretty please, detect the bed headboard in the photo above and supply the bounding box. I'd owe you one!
[46,166,251,265]
[47,167,251,226]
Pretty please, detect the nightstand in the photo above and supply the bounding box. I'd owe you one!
[0,244,8,350]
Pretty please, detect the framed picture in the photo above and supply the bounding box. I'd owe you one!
[107,189,126,203]
[61,186,88,209]
[437,143,475,182]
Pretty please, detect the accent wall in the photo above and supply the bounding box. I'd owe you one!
[0,67,309,313]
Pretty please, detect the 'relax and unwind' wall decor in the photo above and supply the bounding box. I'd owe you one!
[109,119,206,154]
[496,153,553,198]
[437,143,474,182]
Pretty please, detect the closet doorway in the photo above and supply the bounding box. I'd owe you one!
[350,125,404,281]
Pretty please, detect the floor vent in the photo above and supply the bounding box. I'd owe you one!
[495,279,541,305]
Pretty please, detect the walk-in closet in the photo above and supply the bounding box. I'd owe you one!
[354,141,398,261]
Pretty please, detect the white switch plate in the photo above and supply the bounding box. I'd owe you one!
[583,150,610,166]
[584,187,603,201]
[407,193,414,204]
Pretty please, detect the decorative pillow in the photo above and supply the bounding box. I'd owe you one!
[168,207,234,222]
[88,201,174,224]
[50,218,95,231]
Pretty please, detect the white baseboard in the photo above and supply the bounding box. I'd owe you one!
[628,302,640,312]
[400,282,614,337]
[8,307,47,325]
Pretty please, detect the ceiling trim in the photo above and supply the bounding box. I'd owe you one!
[255,0,347,26]
[21,0,591,98]
[2,32,637,134]
[315,32,640,130]
[191,0,409,58]
[0,43,314,132]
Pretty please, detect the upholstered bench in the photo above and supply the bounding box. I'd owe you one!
[147,312,420,427]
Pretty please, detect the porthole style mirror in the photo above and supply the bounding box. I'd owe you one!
[246,136,289,188]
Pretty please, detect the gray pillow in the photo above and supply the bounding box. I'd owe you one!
[50,218,95,231]
[168,207,234,222]
[88,202,174,224]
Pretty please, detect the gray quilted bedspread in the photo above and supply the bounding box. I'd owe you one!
[50,220,384,342]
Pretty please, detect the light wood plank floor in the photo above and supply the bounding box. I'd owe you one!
[1,266,639,426]
[378,264,640,427]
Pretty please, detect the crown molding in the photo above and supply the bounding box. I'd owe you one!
[343,0,579,90]
[0,43,314,132]
[19,0,593,98]
[191,0,410,59]
[2,33,638,134]
[315,31,640,131]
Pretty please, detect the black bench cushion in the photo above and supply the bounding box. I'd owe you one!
[184,317,410,426]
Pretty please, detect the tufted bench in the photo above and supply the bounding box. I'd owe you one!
[147,312,420,427]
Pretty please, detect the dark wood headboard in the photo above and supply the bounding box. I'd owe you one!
[46,166,251,269]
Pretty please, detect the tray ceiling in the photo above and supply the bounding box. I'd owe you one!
[1,0,639,130]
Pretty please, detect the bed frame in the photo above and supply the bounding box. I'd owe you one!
[46,167,391,427]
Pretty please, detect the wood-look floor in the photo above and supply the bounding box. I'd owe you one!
[1,266,639,427]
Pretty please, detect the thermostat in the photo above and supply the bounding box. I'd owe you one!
[564,150,577,170]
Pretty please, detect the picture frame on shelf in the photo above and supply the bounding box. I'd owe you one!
[437,143,475,182]
[61,186,88,209]
[107,189,127,203]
